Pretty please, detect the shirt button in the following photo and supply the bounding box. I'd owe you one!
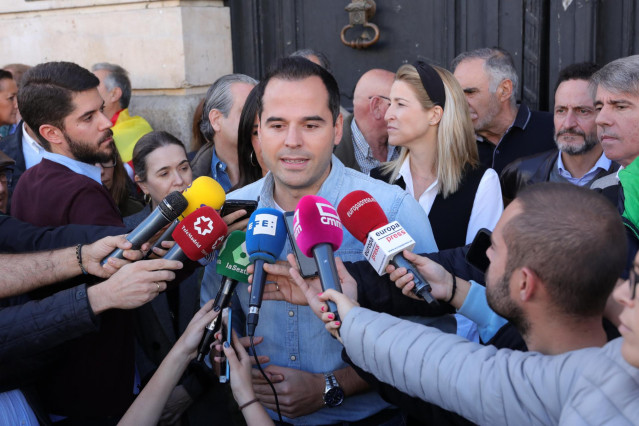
[290,355,297,361]
[288,310,295,317]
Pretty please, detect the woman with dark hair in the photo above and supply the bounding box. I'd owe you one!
[97,148,144,217]
[126,130,232,426]
[234,86,267,190]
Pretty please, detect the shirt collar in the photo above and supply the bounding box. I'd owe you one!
[257,155,347,208]
[22,123,44,154]
[397,154,438,197]
[557,151,612,176]
[41,151,103,184]
[351,119,371,156]
[511,103,532,130]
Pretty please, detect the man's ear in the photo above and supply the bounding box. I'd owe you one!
[209,109,223,133]
[369,97,384,120]
[38,124,65,147]
[110,87,123,105]
[498,79,514,103]
[517,266,540,302]
[333,113,344,146]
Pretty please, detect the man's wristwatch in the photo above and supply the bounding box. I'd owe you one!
[322,372,345,407]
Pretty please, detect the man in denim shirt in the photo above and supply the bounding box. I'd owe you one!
[201,57,438,424]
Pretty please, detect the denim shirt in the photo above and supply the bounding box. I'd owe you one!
[201,156,437,424]
[210,147,232,192]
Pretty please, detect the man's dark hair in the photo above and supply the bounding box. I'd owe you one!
[289,49,332,74]
[0,69,13,82]
[502,182,626,317]
[18,62,100,149]
[554,62,601,93]
[257,57,340,124]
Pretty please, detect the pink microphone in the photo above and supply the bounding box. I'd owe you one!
[294,195,343,316]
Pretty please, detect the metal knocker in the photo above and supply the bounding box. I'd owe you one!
[340,0,380,49]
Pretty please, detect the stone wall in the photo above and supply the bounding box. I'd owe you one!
[0,0,232,150]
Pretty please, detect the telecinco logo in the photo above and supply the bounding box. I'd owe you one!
[316,203,341,228]
[193,216,214,236]
[233,241,250,267]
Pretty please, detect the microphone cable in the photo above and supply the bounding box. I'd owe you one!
[250,335,283,423]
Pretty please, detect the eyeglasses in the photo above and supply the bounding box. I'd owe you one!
[368,95,391,105]
[99,158,117,168]
[630,269,638,300]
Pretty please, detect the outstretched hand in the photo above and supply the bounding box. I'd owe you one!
[386,250,452,301]
[317,289,359,343]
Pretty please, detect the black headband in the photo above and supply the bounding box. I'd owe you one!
[413,61,446,110]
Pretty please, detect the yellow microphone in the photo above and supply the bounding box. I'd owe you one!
[181,176,226,217]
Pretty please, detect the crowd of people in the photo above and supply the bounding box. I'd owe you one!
[0,45,638,426]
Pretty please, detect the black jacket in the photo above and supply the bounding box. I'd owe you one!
[500,149,620,204]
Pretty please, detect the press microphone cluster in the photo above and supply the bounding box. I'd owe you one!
[294,195,343,317]
[337,191,437,304]
[196,230,249,362]
[246,208,287,337]
[163,206,228,262]
[101,191,188,265]
[147,177,227,257]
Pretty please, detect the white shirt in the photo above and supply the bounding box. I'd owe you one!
[398,155,503,244]
[21,123,45,169]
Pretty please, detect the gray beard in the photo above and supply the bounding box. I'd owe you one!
[555,132,599,156]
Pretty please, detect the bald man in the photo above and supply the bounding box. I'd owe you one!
[335,69,397,174]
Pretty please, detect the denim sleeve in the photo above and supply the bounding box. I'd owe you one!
[394,193,438,254]
[457,281,508,342]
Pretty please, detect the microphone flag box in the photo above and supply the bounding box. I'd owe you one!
[363,221,415,275]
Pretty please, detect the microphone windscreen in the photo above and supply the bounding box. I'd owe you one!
[161,191,189,221]
[216,230,250,282]
[337,190,389,243]
[246,208,287,263]
[172,206,228,261]
[181,176,226,218]
[294,195,343,257]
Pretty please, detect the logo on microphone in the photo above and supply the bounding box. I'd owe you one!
[193,216,214,236]
[293,209,302,239]
[233,242,250,267]
[252,213,278,236]
[316,203,342,229]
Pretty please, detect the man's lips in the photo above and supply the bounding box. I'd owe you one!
[280,157,308,168]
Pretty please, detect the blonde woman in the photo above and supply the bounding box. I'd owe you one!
[371,61,503,342]
[372,61,503,250]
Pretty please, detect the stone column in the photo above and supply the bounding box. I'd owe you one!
[0,0,232,150]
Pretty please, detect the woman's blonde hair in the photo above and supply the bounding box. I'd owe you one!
[381,64,478,197]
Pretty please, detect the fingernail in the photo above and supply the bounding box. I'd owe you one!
[318,292,323,296]
[327,313,334,320]
[214,306,221,312]
[334,321,341,326]
[320,305,326,312]
[223,341,230,348]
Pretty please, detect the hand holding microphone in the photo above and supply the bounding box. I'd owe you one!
[245,208,287,337]
[294,195,344,318]
[337,191,437,304]
[101,191,188,265]
[197,230,249,362]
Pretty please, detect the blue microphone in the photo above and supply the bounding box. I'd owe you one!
[246,208,287,337]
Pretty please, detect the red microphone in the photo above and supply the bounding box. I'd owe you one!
[294,195,343,315]
[163,206,228,262]
[337,191,436,304]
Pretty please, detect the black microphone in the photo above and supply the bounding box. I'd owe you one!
[245,208,287,337]
[101,191,187,265]
[143,220,179,259]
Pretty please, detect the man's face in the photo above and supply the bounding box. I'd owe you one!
[258,76,342,196]
[0,78,18,126]
[595,86,639,166]
[0,168,11,213]
[215,82,254,148]
[485,201,529,333]
[60,88,114,164]
[553,79,599,155]
[613,251,639,368]
[453,58,501,133]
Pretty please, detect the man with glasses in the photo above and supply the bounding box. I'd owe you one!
[335,69,397,174]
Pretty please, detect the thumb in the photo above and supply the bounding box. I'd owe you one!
[402,250,420,263]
